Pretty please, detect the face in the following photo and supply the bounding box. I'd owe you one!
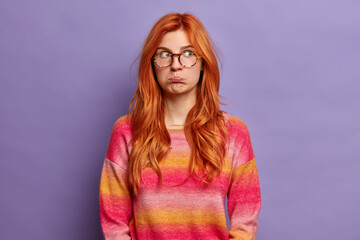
[153,29,203,99]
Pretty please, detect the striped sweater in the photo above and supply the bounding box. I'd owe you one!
[99,113,261,239]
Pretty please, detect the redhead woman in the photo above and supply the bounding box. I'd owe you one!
[99,13,261,240]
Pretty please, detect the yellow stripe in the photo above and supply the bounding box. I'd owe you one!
[136,207,227,227]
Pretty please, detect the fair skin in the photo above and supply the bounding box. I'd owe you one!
[153,29,203,129]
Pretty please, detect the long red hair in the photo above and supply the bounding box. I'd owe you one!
[126,12,229,197]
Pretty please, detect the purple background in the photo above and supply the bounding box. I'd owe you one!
[1,0,359,239]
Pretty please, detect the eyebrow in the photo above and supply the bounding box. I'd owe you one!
[156,45,195,52]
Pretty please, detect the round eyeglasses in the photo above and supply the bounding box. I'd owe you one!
[153,50,201,68]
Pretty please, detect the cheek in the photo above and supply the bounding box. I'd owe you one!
[192,67,202,79]
[154,68,168,83]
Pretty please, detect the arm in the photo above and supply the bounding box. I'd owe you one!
[227,122,261,239]
[99,118,133,239]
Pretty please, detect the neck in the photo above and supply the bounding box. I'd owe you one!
[163,91,197,129]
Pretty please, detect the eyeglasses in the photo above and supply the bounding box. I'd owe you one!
[152,50,201,68]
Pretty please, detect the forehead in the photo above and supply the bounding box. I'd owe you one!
[157,29,193,51]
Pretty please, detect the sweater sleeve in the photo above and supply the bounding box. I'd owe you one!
[99,118,133,240]
[227,121,261,240]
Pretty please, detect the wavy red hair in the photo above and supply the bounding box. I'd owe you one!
[126,12,229,197]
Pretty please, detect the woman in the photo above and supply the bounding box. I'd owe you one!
[99,13,261,240]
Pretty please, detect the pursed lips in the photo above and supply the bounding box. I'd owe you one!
[169,77,184,82]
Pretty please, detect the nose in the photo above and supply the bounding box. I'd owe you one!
[170,54,183,71]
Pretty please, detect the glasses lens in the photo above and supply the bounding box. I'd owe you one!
[155,52,172,67]
[180,51,197,67]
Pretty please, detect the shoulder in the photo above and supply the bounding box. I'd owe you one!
[109,114,133,147]
[223,113,255,168]
[111,114,132,136]
[106,114,133,167]
[223,112,251,137]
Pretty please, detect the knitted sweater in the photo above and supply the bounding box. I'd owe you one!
[99,113,261,240]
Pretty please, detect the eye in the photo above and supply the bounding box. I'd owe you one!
[183,50,194,57]
[159,51,171,58]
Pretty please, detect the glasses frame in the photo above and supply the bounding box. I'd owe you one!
[152,51,202,68]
